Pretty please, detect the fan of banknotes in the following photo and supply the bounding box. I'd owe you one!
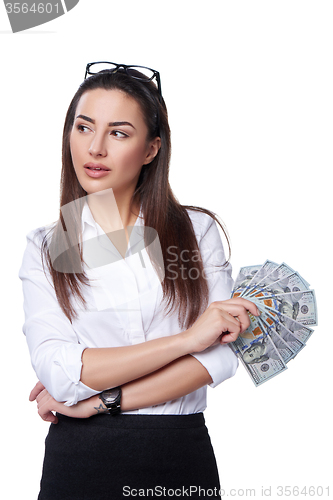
[229,260,317,386]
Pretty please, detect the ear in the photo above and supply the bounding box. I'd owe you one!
[143,137,161,165]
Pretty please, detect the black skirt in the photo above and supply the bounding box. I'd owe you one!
[38,412,221,499]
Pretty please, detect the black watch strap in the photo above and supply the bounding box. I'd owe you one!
[99,387,122,415]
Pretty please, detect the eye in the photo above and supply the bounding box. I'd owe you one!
[111,130,128,138]
[77,124,91,133]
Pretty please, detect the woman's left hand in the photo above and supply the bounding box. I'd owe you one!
[29,381,103,424]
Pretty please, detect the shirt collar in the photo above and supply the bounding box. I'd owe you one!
[81,200,144,238]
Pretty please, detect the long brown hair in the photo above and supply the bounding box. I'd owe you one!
[41,70,230,329]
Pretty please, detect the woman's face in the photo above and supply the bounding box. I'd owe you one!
[70,88,160,197]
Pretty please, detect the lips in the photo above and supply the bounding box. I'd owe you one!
[83,162,111,178]
[84,162,110,171]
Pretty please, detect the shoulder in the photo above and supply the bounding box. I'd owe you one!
[184,208,216,237]
[25,221,57,250]
[184,207,229,262]
[19,222,56,276]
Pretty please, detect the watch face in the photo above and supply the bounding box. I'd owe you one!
[103,388,120,404]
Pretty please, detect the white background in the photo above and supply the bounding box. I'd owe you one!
[1,1,332,498]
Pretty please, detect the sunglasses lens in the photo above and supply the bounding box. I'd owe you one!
[87,62,118,74]
[85,63,161,96]
[126,66,155,81]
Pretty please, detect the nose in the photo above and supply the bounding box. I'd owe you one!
[88,133,107,157]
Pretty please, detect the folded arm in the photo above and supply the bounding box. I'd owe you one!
[20,229,238,406]
[32,354,214,423]
[22,218,258,422]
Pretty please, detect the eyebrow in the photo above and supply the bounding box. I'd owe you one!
[76,114,136,129]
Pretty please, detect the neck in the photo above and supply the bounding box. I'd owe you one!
[87,188,140,230]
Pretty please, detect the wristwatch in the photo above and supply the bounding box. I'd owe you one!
[99,387,122,415]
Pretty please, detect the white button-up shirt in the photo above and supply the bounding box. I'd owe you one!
[19,203,238,414]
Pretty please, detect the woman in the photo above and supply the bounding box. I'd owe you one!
[19,62,259,499]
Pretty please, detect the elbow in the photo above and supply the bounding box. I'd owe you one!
[208,346,239,388]
[219,347,239,383]
[227,352,239,380]
[31,344,84,404]
[32,361,76,403]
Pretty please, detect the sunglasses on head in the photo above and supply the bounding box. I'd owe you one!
[85,61,162,97]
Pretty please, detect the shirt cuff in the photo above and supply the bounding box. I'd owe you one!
[64,381,100,407]
[191,344,239,388]
[48,343,100,406]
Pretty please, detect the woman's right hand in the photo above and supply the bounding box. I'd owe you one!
[30,381,105,423]
[184,297,260,353]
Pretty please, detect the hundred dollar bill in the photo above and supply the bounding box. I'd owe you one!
[246,262,295,297]
[254,312,300,362]
[252,290,318,326]
[230,334,287,386]
[267,327,296,363]
[258,314,305,356]
[259,308,313,344]
[231,265,263,298]
[238,314,295,363]
[236,312,268,344]
[230,260,316,385]
[241,260,279,297]
[250,271,310,297]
